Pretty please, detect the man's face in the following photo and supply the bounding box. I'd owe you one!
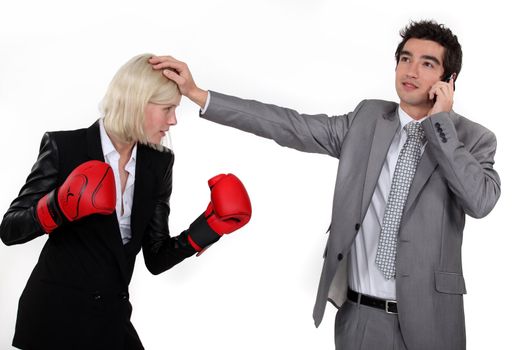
[395,38,446,112]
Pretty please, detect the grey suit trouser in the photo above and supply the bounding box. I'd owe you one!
[335,299,408,350]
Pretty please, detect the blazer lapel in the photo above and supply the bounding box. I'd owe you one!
[86,120,105,161]
[86,120,131,279]
[361,110,400,217]
[404,146,438,214]
[126,145,154,254]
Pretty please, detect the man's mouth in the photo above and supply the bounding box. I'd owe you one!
[402,81,418,90]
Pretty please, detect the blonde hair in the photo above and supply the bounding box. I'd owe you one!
[101,53,180,146]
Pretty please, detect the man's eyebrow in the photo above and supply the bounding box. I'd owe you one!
[421,55,442,66]
[400,50,442,66]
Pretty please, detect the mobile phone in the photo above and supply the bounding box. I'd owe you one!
[432,73,457,102]
[444,73,457,90]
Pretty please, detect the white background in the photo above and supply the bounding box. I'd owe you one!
[0,0,523,349]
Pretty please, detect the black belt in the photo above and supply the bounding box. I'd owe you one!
[347,289,398,314]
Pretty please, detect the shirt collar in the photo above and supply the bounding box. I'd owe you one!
[397,106,429,129]
[99,119,137,161]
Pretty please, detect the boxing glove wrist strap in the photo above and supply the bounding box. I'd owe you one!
[187,213,220,252]
[36,189,65,234]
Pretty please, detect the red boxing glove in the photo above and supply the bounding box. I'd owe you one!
[36,160,117,233]
[205,174,251,235]
[187,174,252,252]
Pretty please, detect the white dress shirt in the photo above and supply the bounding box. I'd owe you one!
[348,107,427,300]
[99,119,137,245]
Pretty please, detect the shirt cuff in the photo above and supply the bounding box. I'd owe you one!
[201,91,211,114]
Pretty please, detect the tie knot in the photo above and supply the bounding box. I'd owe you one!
[404,122,425,142]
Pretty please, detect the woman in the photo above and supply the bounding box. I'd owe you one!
[0,54,251,349]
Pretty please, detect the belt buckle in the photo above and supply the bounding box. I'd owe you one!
[385,300,397,314]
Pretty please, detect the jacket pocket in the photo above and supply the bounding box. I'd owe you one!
[434,271,467,295]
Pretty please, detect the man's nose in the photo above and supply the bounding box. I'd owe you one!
[406,62,418,78]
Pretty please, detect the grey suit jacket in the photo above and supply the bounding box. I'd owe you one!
[201,91,501,350]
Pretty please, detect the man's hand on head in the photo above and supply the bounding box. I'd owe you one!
[149,56,208,109]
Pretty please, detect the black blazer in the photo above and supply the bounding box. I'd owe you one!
[0,121,197,349]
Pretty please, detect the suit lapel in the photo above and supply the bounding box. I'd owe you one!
[86,120,130,279]
[404,145,438,214]
[86,120,105,161]
[127,145,154,254]
[361,110,399,217]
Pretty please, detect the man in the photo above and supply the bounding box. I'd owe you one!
[150,20,500,350]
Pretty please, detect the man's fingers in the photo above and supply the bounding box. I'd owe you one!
[149,56,188,73]
[147,55,201,99]
[149,55,178,63]
[448,76,455,88]
[428,86,437,100]
[437,85,445,97]
[151,61,185,72]
[163,69,184,84]
[429,81,453,101]
[439,84,453,100]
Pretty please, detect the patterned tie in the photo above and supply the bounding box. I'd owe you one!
[375,122,425,279]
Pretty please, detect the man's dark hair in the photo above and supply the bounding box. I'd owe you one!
[395,20,462,82]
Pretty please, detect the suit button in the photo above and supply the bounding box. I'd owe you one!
[92,292,102,301]
[437,127,443,133]
[337,253,344,261]
[355,223,360,231]
[435,122,441,128]
[119,292,128,301]
[441,137,448,143]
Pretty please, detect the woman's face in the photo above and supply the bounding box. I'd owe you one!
[143,98,180,144]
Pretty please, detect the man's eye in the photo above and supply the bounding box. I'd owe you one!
[423,62,434,68]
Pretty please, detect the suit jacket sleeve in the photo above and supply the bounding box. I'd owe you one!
[423,112,501,218]
[141,152,198,275]
[201,91,365,159]
[0,133,58,245]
